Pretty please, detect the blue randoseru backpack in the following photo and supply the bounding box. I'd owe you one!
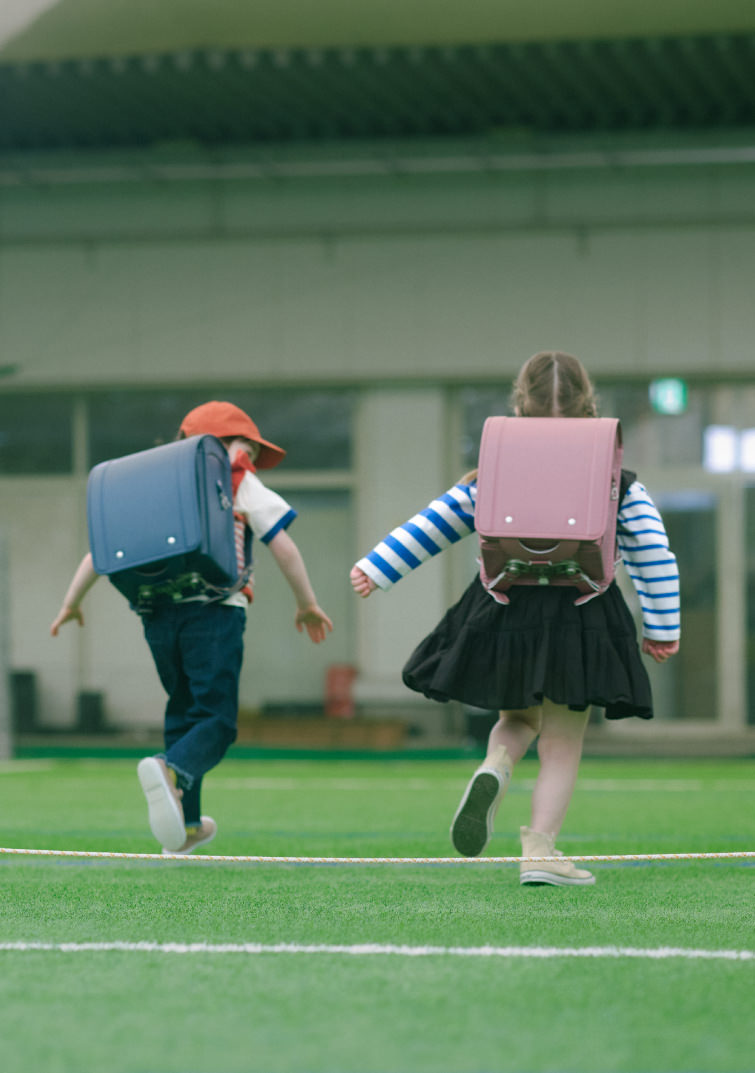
[87,434,241,608]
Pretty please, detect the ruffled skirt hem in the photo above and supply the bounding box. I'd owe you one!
[401,577,653,720]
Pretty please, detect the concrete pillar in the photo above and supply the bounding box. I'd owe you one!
[353,387,451,705]
[716,478,747,730]
[71,396,92,707]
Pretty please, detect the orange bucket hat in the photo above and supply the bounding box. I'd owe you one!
[180,401,285,470]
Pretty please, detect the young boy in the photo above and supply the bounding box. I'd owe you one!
[51,401,333,853]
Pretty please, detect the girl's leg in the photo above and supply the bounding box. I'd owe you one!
[529,700,590,836]
[486,706,542,764]
[451,705,542,857]
[519,701,595,886]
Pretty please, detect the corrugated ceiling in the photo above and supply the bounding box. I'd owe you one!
[2,3,755,153]
[2,33,755,152]
[5,0,755,59]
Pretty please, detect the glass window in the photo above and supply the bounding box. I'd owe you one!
[0,393,73,473]
[87,391,199,463]
[600,384,710,469]
[459,386,512,467]
[88,388,355,469]
[652,490,717,722]
[231,390,354,470]
[460,380,755,472]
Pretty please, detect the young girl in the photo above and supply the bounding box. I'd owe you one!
[51,401,333,854]
[350,353,680,886]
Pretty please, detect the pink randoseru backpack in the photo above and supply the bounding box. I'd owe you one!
[475,416,623,605]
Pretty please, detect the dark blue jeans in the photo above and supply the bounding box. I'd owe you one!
[142,601,246,825]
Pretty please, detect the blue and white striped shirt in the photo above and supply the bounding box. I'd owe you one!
[355,479,680,641]
[615,481,681,640]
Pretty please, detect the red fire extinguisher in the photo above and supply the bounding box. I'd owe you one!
[324,664,357,719]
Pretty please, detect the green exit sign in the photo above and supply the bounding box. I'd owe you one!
[649,378,688,415]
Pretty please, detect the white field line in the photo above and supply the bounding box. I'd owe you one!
[0,941,752,961]
[0,761,55,774]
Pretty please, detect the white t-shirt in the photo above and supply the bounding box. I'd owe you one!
[223,471,297,608]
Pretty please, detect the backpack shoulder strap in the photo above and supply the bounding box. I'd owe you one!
[619,468,637,502]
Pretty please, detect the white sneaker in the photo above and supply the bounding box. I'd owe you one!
[519,826,596,886]
[451,749,512,857]
[137,756,186,853]
[163,816,217,855]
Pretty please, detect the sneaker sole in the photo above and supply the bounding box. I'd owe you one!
[520,869,596,887]
[137,757,186,852]
[451,770,503,857]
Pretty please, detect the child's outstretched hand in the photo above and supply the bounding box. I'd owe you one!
[50,606,85,636]
[350,566,376,598]
[49,554,99,637]
[642,639,679,663]
[295,605,334,644]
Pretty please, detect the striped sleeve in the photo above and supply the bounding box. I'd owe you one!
[355,482,477,590]
[616,480,681,641]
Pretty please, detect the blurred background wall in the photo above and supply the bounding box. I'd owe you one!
[1,1,753,742]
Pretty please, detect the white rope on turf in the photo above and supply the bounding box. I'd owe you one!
[0,846,753,864]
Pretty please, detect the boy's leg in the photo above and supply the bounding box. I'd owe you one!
[163,815,218,856]
[177,775,202,827]
[136,755,186,852]
[160,603,245,798]
[140,603,244,845]
[162,682,202,824]
[142,602,195,762]
[139,607,191,850]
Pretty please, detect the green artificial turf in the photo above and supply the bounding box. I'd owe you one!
[0,756,753,1073]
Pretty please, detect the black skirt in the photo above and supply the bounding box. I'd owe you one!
[402,576,653,719]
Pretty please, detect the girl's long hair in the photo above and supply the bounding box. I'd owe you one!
[462,351,598,484]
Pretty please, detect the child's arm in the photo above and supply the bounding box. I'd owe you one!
[268,529,333,643]
[350,565,377,598]
[50,552,99,635]
[352,481,477,594]
[616,481,681,652]
[641,638,679,663]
